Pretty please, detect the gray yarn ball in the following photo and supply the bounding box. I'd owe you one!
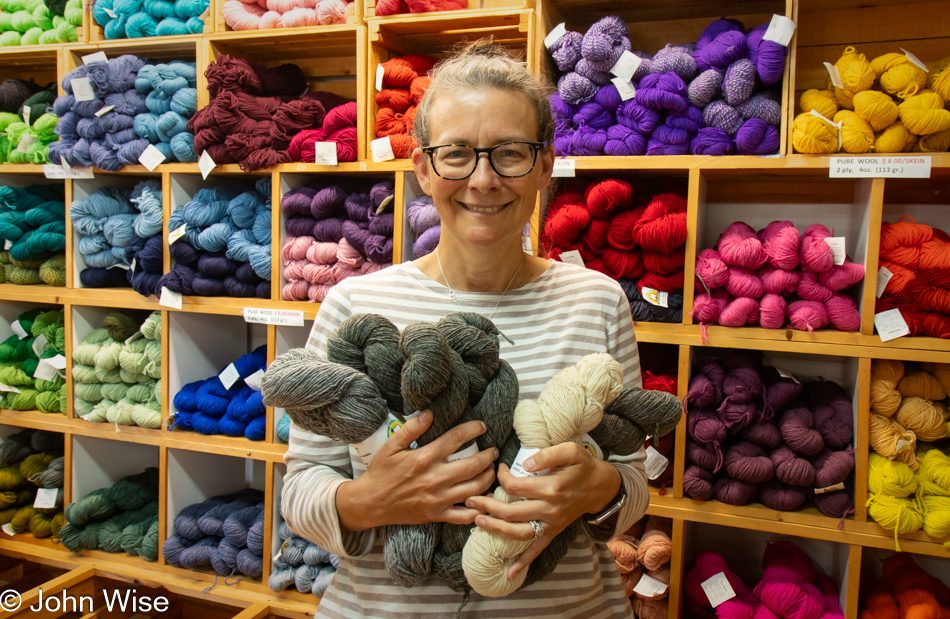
[589,388,684,456]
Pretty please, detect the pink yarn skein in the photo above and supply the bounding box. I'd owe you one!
[758,221,800,270]
[685,552,744,615]
[759,293,787,329]
[796,272,834,302]
[818,260,865,291]
[717,221,768,269]
[754,580,824,619]
[696,248,729,289]
[717,586,759,619]
[725,266,765,298]
[798,224,835,273]
[824,294,860,331]
[762,540,816,585]
[787,299,830,333]
[720,297,760,327]
[759,266,800,295]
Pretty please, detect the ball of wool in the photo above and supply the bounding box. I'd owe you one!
[834,46,876,109]
[746,22,787,85]
[737,94,783,126]
[636,72,688,112]
[580,15,630,70]
[763,540,818,584]
[724,267,764,298]
[651,44,697,81]
[813,448,855,488]
[683,464,716,501]
[871,52,928,99]
[631,193,686,252]
[771,445,816,486]
[722,59,757,106]
[575,59,612,86]
[824,294,861,331]
[724,441,774,483]
[871,121,909,153]
[740,420,783,450]
[703,100,743,136]
[791,112,839,154]
[758,293,787,329]
[549,30,584,72]
[757,221,800,270]
[755,580,824,619]
[616,99,660,134]
[557,72,598,106]
[687,438,721,472]
[898,371,947,401]
[788,300,831,333]
[694,30,747,72]
[688,69,723,108]
[927,55,950,100]
[895,397,948,442]
[716,222,767,269]
[780,407,824,457]
[818,260,864,291]
[799,89,840,119]
[687,409,727,446]
[834,110,875,154]
[713,477,757,505]
[689,127,734,156]
[853,90,900,132]
[799,223,835,273]
[759,480,809,511]
[797,272,834,303]
[898,92,950,136]
[719,297,759,327]
[604,124,647,156]
[735,118,780,155]
[695,249,728,289]
[585,179,632,217]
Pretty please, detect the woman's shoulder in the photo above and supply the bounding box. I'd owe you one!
[535,261,627,303]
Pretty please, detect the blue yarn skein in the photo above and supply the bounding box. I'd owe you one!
[93,0,207,40]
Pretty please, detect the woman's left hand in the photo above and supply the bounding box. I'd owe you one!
[464,442,621,580]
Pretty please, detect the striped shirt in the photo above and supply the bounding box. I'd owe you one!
[282,260,648,618]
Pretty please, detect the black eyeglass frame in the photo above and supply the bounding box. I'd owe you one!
[421,141,548,180]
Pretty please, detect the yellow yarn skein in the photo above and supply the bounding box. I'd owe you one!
[899,371,948,401]
[800,89,840,118]
[915,127,950,153]
[853,90,900,131]
[922,362,950,394]
[927,56,950,101]
[868,452,918,498]
[792,113,839,154]
[869,413,919,470]
[876,121,911,153]
[899,92,950,135]
[866,492,923,550]
[896,397,948,442]
[917,450,950,497]
[871,52,927,99]
[919,495,950,540]
[834,46,876,109]
[904,132,919,152]
[834,110,875,153]
[870,359,904,416]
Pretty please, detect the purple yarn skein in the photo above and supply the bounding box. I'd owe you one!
[735,118,780,155]
[688,69,724,108]
[573,102,614,130]
[747,23,788,85]
[604,124,646,156]
[575,58,613,86]
[581,15,630,69]
[695,30,748,71]
[616,99,660,134]
[637,72,688,112]
[690,127,735,156]
[696,17,745,53]
[549,30,584,72]
[704,99,744,136]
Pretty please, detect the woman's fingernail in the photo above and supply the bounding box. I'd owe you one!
[476,517,487,527]
[493,448,499,460]
[480,421,488,432]
[524,457,536,471]
[419,411,431,424]
[465,500,474,508]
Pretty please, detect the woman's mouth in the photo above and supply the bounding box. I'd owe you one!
[461,201,511,214]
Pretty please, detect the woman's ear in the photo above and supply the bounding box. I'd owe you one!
[411,147,434,196]
[537,144,556,191]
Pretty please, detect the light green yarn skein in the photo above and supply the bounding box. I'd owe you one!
[71,363,99,384]
[73,329,111,365]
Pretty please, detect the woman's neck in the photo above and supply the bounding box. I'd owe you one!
[417,236,534,292]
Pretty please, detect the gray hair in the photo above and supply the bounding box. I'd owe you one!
[413,40,555,149]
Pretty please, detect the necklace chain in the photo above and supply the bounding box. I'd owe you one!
[435,246,522,341]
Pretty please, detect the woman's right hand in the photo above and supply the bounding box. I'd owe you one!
[336,410,498,533]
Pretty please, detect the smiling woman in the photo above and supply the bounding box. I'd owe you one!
[280,40,648,618]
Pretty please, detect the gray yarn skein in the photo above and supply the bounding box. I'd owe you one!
[589,387,683,456]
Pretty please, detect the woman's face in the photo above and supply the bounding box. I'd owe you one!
[412,87,554,252]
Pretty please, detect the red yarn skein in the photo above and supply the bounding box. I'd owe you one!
[544,201,591,246]
[607,206,646,251]
[603,248,645,279]
[644,249,685,275]
[585,178,634,217]
[632,193,688,252]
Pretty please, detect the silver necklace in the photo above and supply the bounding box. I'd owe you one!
[435,246,521,344]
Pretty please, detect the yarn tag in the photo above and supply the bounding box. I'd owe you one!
[762,15,795,47]
[701,572,737,608]
[522,235,533,254]
[2,240,10,250]
[198,150,216,179]
[773,367,800,384]
[353,412,418,467]
[16,133,37,154]
[107,262,130,270]
[138,144,166,171]
[823,63,844,89]
[371,137,395,163]
[543,22,567,49]
[243,308,305,326]
[609,51,642,83]
[823,237,846,265]
[33,359,57,382]
[814,482,845,495]
[633,573,668,597]
[611,77,637,101]
[130,258,136,272]
[94,105,115,118]
[510,446,550,478]
[169,224,187,245]
[43,164,93,179]
[219,363,240,390]
[11,320,28,340]
[47,355,67,370]
[273,540,290,562]
[31,334,48,358]
[552,159,575,177]
[900,48,928,72]
[0,383,20,393]
[82,51,108,65]
[159,287,183,309]
[580,433,604,461]
[33,488,58,509]
[103,7,116,17]
[447,443,480,463]
[1,523,14,536]
[876,266,893,298]
[314,142,338,166]
[894,438,912,454]
[558,249,585,267]
[22,105,29,125]
[874,308,910,342]
[244,369,264,391]
[71,77,95,102]
[375,64,385,91]
[829,155,931,178]
[644,446,669,480]
[641,286,669,308]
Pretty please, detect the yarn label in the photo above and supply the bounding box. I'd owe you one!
[353,412,418,467]
[103,7,116,17]
[814,482,845,494]
[16,133,37,153]
[71,77,96,102]
[47,355,67,370]
[82,51,108,65]
[762,14,795,47]
[33,488,58,509]
[2,240,10,250]
[219,363,240,390]
[169,224,187,245]
[447,443,479,464]
[131,258,136,272]
[31,334,47,358]
[522,235,533,254]
[94,105,115,117]
[900,48,928,72]
[543,22,567,49]
[609,51,642,83]
[22,105,29,125]
[874,308,910,342]
[701,572,737,608]
[0,383,19,393]
[199,150,217,179]
[644,446,669,480]
[876,266,893,298]
[510,446,551,478]
[138,144,166,171]
[371,137,395,163]
[894,438,912,454]
[33,359,57,382]
[823,62,844,89]
[580,433,603,461]
[611,77,637,101]
[773,367,800,384]
[375,64,385,91]
[159,287,183,310]
[314,142,338,166]
[823,237,846,265]
[551,159,575,177]
[1,523,14,536]
[107,262,130,270]
[829,156,932,178]
[242,308,305,327]
[244,369,264,391]
[11,320,28,340]
[641,287,669,308]
[633,573,668,597]
[558,249,585,267]
[44,164,94,179]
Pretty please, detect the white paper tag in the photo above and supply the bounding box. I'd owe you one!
[1,523,14,536]
[94,104,115,117]
[273,540,290,563]
[447,443,480,463]
[353,411,418,466]
[774,366,800,384]
[159,287,183,309]
[71,77,95,102]
[31,333,48,358]
[34,488,58,509]
[17,133,37,154]
[371,136,395,162]
[138,144,166,171]
[11,320,28,340]
[47,354,67,370]
[198,150,216,179]
[130,257,136,272]
[875,308,910,342]
[559,249,585,267]
[44,164,94,179]
[641,287,670,308]
[634,573,669,597]
[762,14,795,46]
[824,237,847,265]
[876,266,893,298]
[829,155,932,179]
[33,359,57,382]
[510,445,550,477]
[609,51,642,83]
[701,572,737,608]
[552,159,575,177]
[824,62,844,89]
[612,77,637,101]
[900,48,928,72]
[0,383,20,393]
[169,224,187,244]
[544,22,567,49]
[814,482,846,495]
[22,105,30,125]
[895,438,912,453]
[375,65,385,91]
[580,433,604,461]
[314,142,338,166]
[103,6,116,17]
[243,308,305,326]
[244,368,265,391]
[522,235,533,254]
[82,51,108,65]
[3,240,11,250]
[644,445,670,480]
[219,363,240,390]
[107,262,130,270]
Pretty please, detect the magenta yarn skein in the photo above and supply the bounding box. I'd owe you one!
[762,540,817,584]
[692,289,729,326]
[717,222,768,269]
[695,249,729,289]
[818,261,865,291]
[759,266,800,295]
[720,297,760,327]
[759,294,788,329]
[726,267,765,298]
[755,580,824,619]
[825,294,861,331]
[758,221,801,270]
[797,272,834,302]
[787,299,830,333]
[799,224,835,273]
[779,406,824,456]
[717,587,759,619]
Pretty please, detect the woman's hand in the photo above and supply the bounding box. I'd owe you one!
[337,410,498,532]
[464,443,621,580]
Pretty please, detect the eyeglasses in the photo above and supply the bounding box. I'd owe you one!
[421,141,546,180]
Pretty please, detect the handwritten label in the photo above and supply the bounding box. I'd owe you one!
[198,150,216,179]
[0,383,20,393]
[447,443,480,464]
[641,286,669,308]
[94,104,115,117]
[34,488,58,509]
[510,446,550,477]
[559,249,585,267]
[11,320,28,340]
[82,51,108,65]
[580,433,604,461]
[701,572,737,608]
[762,14,795,46]
[634,573,669,597]
[314,142,338,166]
[824,237,847,265]
[375,64,385,91]
[138,144,166,171]
[71,77,95,102]
[544,22,567,49]
[169,224,187,245]
[609,51,642,83]
[159,287,183,309]
[876,266,893,298]
[644,445,669,480]
[243,308,305,326]
[829,155,931,178]
[43,165,93,179]
[612,77,637,101]
[875,309,910,342]
[33,359,57,382]
[901,48,928,72]
[244,369,265,391]
[219,363,240,390]
[824,62,843,89]
[371,136,395,162]
[551,158,575,177]
[814,482,846,495]
[31,334,48,358]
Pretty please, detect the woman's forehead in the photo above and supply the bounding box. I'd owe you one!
[428,88,537,141]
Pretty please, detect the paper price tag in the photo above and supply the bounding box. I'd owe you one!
[82,51,108,65]
[644,446,669,480]
[16,134,37,154]
[1,523,14,536]
[876,266,893,298]
[33,359,57,382]
[159,287,183,309]
[875,309,910,342]
[244,369,265,391]
[447,443,480,464]
[559,249,585,267]
[243,308,305,326]
[544,22,567,49]
[611,77,637,101]
[31,334,48,358]
[901,48,928,72]
[169,224,187,245]
[0,383,20,393]
[273,540,290,563]
[3,239,11,250]
[219,363,240,390]
[641,286,669,308]
[824,62,844,89]
[774,367,800,384]
[138,144,166,171]
[633,573,669,597]
[353,412,419,466]
[71,77,95,102]
[580,433,604,461]
[824,237,847,265]
[43,164,94,179]
[895,438,912,453]
[198,150,216,179]
[314,142,338,166]
[510,446,550,477]
[22,105,30,126]
[552,158,575,177]
[34,488,58,509]
[11,320,28,340]
[47,355,67,370]
[609,51,642,83]
[103,6,116,17]
[829,155,932,178]
[130,257,137,272]
[762,14,795,46]
[814,482,846,495]
[701,572,737,608]
[371,136,395,162]
[94,104,115,117]
[375,64,385,91]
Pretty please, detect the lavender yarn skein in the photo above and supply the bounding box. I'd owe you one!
[704,100,744,136]
[736,93,783,126]
[723,58,757,105]
[549,30,584,72]
[651,45,698,81]
[688,69,724,108]
[631,52,654,82]
[558,72,598,105]
[581,16,630,70]
[575,59,613,86]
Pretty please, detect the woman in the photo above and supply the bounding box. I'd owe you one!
[282,41,648,617]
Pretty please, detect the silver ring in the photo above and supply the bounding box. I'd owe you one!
[530,520,544,540]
